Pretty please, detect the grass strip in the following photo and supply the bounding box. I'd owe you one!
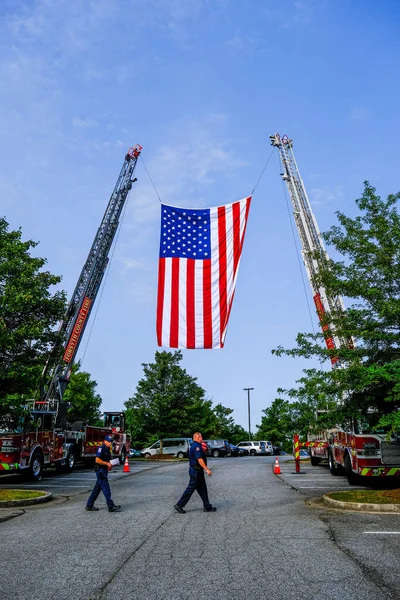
[0,489,47,502]
[328,489,400,504]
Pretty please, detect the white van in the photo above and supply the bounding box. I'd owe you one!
[259,440,273,455]
[141,438,192,459]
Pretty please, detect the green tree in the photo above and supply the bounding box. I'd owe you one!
[0,217,67,426]
[210,405,248,443]
[63,362,103,425]
[125,350,217,446]
[256,398,295,447]
[228,423,249,445]
[272,183,400,432]
[212,403,236,439]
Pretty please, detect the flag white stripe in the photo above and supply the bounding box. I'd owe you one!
[210,206,221,348]
[225,203,235,312]
[194,260,204,348]
[162,258,172,347]
[178,258,187,348]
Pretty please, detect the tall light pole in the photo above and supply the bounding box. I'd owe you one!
[243,387,254,440]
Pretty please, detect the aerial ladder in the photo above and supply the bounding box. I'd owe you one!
[40,144,142,418]
[0,145,142,480]
[270,133,354,365]
[270,135,400,483]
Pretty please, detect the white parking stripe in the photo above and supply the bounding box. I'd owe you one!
[296,484,363,490]
[26,484,90,488]
[364,532,400,535]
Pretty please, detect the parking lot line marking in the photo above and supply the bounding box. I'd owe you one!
[284,475,340,481]
[21,484,90,488]
[295,486,360,489]
[364,532,400,535]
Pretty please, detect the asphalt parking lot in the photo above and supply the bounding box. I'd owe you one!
[274,456,369,498]
[0,459,173,499]
[1,454,399,600]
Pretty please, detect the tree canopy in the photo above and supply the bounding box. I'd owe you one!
[125,350,217,444]
[272,182,400,433]
[0,217,67,426]
[125,350,245,446]
[63,362,103,426]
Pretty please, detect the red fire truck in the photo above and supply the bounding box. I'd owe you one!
[0,145,141,481]
[307,428,400,484]
[0,406,131,481]
[271,133,400,485]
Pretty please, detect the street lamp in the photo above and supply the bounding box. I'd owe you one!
[243,387,254,440]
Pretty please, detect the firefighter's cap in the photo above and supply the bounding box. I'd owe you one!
[105,435,113,442]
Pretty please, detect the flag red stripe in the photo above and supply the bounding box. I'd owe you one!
[242,197,251,252]
[186,259,195,349]
[232,201,241,276]
[156,258,165,346]
[218,206,227,345]
[203,259,212,348]
[170,258,179,348]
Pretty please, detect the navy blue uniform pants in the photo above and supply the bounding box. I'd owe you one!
[86,468,113,508]
[177,467,212,509]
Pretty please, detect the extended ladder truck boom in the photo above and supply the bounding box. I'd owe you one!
[271,133,400,484]
[0,145,141,481]
[44,144,142,404]
[270,133,352,364]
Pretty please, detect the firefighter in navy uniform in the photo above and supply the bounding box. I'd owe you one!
[86,434,121,512]
[174,432,216,514]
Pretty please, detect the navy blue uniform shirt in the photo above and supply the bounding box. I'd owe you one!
[96,443,111,468]
[189,440,205,468]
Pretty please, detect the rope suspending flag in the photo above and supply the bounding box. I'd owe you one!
[156,196,252,349]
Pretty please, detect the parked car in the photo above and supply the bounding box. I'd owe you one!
[202,441,211,456]
[141,438,192,458]
[129,448,142,458]
[204,439,230,457]
[258,440,273,455]
[229,443,248,456]
[226,443,239,457]
[237,441,269,456]
[272,445,283,455]
[299,449,309,460]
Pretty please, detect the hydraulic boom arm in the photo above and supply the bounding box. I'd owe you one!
[44,145,142,402]
[270,133,353,364]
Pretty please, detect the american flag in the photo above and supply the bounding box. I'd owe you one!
[156,196,252,349]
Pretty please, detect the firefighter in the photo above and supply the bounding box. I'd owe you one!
[174,432,216,514]
[85,434,121,512]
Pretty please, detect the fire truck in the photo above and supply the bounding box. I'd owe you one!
[0,145,141,481]
[271,133,400,485]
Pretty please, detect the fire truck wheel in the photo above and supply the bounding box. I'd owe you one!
[344,454,359,485]
[119,447,126,465]
[28,452,43,482]
[65,449,76,472]
[328,451,339,475]
[310,454,321,466]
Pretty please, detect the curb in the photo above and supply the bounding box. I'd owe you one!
[0,491,52,508]
[323,494,400,513]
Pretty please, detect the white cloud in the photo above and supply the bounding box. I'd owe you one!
[121,258,144,270]
[309,185,344,207]
[71,116,98,128]
[350,107,369,121]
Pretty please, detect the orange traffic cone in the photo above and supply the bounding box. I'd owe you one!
[273,457,281,475]
[123,456,130,473]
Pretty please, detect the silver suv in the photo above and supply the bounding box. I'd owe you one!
[237,441,272,456]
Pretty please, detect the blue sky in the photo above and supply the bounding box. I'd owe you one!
[1,0,400,432]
